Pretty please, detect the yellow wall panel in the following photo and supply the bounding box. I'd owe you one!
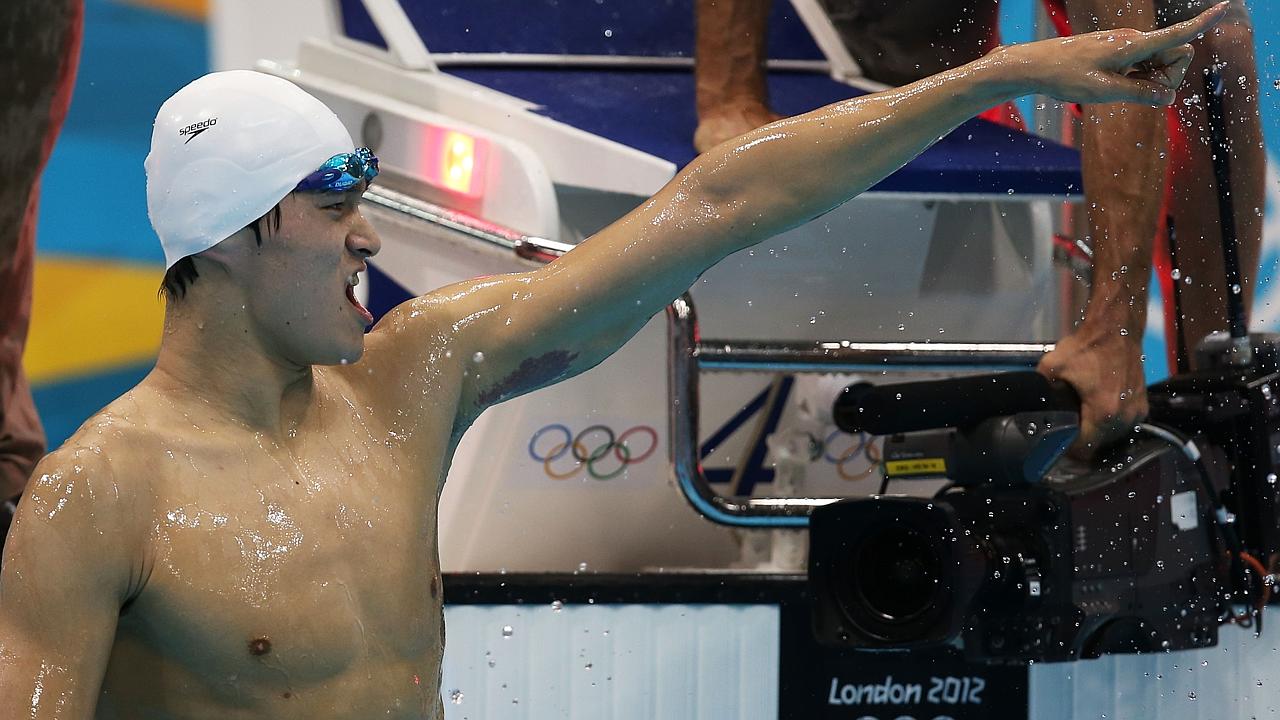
[23,259,165,383]
[121,0,207,20]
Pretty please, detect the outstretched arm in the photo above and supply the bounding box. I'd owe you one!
[376,6,1226,427]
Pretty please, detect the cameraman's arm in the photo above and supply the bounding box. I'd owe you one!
[0,448,143,719]
[1038,0,1164,451]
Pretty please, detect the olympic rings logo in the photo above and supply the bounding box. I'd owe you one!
[823,429,882,481]
[528,424,660,481]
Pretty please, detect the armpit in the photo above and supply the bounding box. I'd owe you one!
[476,350,580,408]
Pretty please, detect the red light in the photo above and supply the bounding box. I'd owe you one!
[424,126,487,198]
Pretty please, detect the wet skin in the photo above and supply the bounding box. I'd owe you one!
[0,8,1225,719]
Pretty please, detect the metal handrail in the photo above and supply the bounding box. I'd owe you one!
[667,296,838,527]
[667,292,1054,527]
[363,185,574,260]
[695,339,1053,373]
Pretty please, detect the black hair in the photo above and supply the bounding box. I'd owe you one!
[159,204,283,302]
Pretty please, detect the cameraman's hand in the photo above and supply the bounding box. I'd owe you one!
[1038,327,1148,457]
[999,2,1225,106]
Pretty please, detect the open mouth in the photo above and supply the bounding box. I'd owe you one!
[346,271,374,325]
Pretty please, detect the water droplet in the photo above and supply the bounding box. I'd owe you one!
[550,600,564,613]
[1119,328,1129,336]
[1232,283,1242,295]
[603,28,613,37]
[578,561,589,572]
[502,625,513,638]
[1268,473,1277,486]
[1188,691,1197,700]
[473,351,485,363]
[450,689,464,704]
[897,323,906,331]
[1171,268,1182,280]
[584,663,593,671]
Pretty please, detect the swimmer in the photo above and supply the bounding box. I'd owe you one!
[695,0,1266,453]
[0,7,1227,718]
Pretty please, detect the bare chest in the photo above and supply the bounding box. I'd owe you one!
[116,434,446,696]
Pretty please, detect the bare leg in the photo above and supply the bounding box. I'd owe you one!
[694,0,782,153]
[1161,1,1264,357]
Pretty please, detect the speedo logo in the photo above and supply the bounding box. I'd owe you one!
[179,117,218,143]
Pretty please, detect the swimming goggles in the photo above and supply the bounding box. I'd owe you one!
[295,147,380,193]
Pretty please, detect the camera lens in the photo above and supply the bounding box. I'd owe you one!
[851,527,941,623]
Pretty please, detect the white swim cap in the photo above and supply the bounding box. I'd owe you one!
[146,70,354,269]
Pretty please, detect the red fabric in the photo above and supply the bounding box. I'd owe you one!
[1040,0,1073,38]
[0,1,82,498]
[1151,108,1188,372]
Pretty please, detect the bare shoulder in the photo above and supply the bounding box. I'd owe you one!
[23,404,153,535]
[21,387,172,533]
[365,291,459,352]
[342,291,468,404]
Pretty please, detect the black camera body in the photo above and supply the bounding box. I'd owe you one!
[809,437,1222,662]
[810,370,1244,663]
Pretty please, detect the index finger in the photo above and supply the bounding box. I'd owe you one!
[1128,2,1228,58]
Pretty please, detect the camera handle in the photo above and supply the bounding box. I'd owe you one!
[833,370,1080,436]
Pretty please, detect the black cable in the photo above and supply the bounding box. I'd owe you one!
[1166,215,1191,374]
[1138,423,1257,629]
[1203,68,1251,349]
